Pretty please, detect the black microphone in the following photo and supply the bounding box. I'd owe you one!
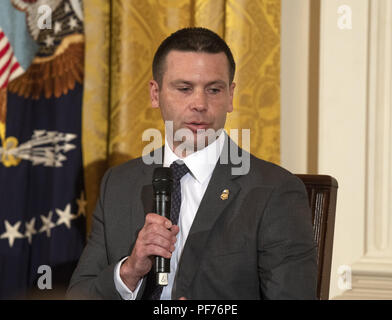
[152,167,173,286]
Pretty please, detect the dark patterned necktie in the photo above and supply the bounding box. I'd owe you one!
[148,161,190,300]
[169,161,190,225]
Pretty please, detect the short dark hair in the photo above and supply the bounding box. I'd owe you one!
[152,27,236,86]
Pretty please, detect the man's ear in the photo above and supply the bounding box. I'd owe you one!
[149,80,160,109]
[228,82,236,113]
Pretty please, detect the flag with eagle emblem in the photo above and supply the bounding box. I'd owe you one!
[0,0,86,299]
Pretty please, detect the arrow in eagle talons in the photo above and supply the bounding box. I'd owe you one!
[55,143,76,153]
[2,130,78,167]
[32,157,47,166]
[32,130,46,138]
[65,133,77,142]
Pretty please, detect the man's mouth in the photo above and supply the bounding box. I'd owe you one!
[184,122,210,132]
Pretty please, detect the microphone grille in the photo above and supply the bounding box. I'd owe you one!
[152,167,173,193]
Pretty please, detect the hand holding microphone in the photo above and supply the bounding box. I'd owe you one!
[120,214,178,291]
[119,167,178,291]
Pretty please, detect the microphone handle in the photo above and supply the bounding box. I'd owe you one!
[154,193,171,286]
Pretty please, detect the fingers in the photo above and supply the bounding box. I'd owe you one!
[121,213,180,288]
[137,213,179,257]
[143,233,175,255]
[145,213,181,231]
[170,224,180,236]
[143,214,177,246]
[138,242,172,259]
[145,212,180,239]
[145,212,172,228]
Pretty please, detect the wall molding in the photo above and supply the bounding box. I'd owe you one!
[337,0,392,299]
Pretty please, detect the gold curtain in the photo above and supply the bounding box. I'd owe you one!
[82,0,281,233]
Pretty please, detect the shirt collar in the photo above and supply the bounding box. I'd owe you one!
[163,130,226,184]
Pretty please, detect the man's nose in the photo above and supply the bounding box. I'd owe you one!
[190,89,208,112]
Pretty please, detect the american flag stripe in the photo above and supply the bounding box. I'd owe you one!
[0,29,24,89]
[0,61,24,89]
[0,37,8,56]
[10,60,21,74]
[0,45,12,68]
[0,52,13,75]
[0,42,10,58]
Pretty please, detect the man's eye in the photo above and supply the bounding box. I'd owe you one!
[178,87,191,92]
[208,88,221,94]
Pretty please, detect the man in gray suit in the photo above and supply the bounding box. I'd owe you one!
[67,27,317,300]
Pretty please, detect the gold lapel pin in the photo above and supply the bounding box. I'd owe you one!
[220,189,229,200]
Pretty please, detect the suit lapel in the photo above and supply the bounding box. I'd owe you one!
[141,183,154,215]
[173,137,242,299]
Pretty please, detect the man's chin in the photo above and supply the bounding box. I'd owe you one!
[166,125,223,156]
[177,130,222,153]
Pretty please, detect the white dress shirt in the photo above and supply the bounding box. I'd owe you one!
[114,131,226,300]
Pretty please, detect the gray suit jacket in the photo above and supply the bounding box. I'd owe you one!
[67,137,317,299]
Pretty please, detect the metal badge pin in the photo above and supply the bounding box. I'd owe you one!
[220,189,229,200]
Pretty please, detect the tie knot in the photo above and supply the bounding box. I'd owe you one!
[170,161,190,182]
